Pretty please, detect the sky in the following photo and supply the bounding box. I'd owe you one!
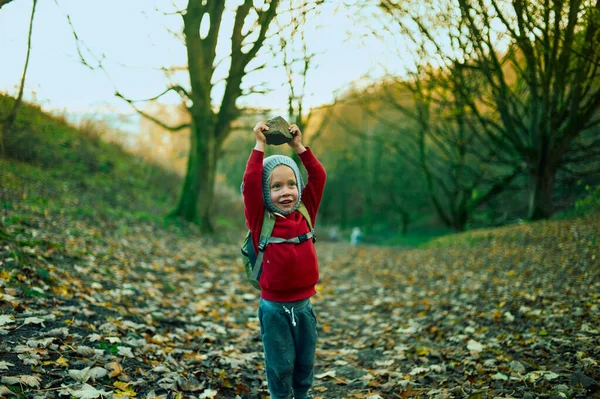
[0,1,405,124]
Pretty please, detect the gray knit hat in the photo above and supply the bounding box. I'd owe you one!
[262,155,303,215]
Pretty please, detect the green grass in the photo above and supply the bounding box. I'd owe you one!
[369,231,450,248]
[0,94,186,229]
[421,230,495,249]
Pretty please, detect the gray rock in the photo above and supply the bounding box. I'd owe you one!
[265,116,292,145]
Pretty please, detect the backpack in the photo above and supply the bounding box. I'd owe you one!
[241,202,315,290]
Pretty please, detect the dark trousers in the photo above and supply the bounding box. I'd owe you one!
[258,298,317,399]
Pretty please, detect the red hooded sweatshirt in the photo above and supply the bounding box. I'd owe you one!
[243,148,327,302]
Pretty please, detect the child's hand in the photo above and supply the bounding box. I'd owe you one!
[253,121,268,143]
[288,124,303,150]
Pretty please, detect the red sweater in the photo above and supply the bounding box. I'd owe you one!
[243,148,327,302]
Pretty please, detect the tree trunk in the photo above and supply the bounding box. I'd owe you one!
[171,115,217,233]
[527,164,556,220]
[401,211,410,235]
[452,207,468,232]
[198,134,218,233]
[526,135,558,220]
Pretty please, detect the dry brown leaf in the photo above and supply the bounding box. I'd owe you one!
[106,362,122,378]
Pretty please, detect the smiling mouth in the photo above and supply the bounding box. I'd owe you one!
[279,200,293,206]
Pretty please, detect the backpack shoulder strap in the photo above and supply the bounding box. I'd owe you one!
[249,211,275,282]
[258,211,276,251]
[296,202,313,231]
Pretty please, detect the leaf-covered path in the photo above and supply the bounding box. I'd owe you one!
[1,211,599,398]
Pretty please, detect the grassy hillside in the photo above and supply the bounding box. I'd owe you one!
[1,95,245,240]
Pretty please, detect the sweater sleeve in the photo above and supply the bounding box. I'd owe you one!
[298,147,327,224]
[242,149,266,233]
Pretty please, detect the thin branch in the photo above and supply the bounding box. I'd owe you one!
[115,92,191,132]
[123,85,191,103]
[53,0,191,133]
[2,0,37,140]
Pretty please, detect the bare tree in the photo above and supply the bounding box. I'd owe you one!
[277,0,321,131]
[276,0,329,160]
[380,0,600,220]
[1,0,37,149]
[115,1,282,232]
[61,0,328,232]
[180,1,281,231]
[387,66,521,231]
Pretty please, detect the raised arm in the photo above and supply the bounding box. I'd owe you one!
[287,125,326,223]
[242,122,269,231]
[298,148,326,224]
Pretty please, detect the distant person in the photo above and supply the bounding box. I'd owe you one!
[328,226,339,242]
[350,227,362,246]
[242,120,327,399]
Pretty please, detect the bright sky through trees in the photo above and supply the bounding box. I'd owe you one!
[0,0,405,117]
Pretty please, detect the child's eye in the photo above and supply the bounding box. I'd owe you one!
[272,184,281,189]
[289,182,296,187]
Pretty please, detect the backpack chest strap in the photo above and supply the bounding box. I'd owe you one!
[267,231,314,245]
[258,231,315,251]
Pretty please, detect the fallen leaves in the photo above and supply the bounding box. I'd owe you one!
[0,314,15,326]
[466,339,484,354]
[1,205,599,398]
[0,385,15,396]
[1,374,41,388]
[68,367,108,383]
[59,383,112,399]
[107,361,123,378]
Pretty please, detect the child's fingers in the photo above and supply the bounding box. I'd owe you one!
[253,121,269,133]
[289,124,301,135]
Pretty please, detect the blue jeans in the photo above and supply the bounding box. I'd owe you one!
[259,298,317,399]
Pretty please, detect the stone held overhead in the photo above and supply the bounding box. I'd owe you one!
[265,116,293,145]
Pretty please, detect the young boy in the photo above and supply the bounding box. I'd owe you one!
[242,120,327,399]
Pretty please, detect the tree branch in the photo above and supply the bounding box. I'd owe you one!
[2,0,37,140]
[115,92,191,132]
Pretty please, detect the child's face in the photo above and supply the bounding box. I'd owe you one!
[269,165,299,213]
